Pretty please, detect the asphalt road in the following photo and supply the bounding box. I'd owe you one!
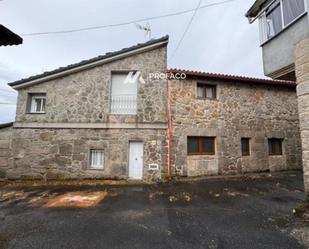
[0,172,307,249]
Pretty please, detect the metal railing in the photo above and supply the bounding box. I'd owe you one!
[110,94,137,114]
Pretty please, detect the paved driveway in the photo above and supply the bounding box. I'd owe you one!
[0,172,307,249]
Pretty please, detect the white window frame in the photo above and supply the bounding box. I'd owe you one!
[89,149,104,170]
[29,94,46,113]
[258,0,307,44]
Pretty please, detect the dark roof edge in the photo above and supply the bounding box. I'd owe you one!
[245,0,267,18]
[167,68,296,88]
[9,35,169,89]
[0,122,13,129]
[0,25,23,46]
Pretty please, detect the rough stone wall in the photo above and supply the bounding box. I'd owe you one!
[170,79,302,176]
[0,126,12,179]
[7,128,167,181]
[15,46,167,124]
[295,36,309,199]
[9,44,168,181]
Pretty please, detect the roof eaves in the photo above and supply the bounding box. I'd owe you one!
[167,68,296,87]
[0,25,23,46]
[245,0,267,18]
[9,35,169,89]
[0,122,13,129]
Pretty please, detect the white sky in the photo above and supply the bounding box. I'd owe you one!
[0,0,263,123]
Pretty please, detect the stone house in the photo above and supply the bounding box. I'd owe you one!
[246,0,309,198]
[167,69,301,177]
[0,35,303,181]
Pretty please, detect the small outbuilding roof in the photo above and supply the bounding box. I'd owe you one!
[0,25,23,46]
[167,68,296,88]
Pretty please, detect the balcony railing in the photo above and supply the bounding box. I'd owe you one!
[110,94,137,114]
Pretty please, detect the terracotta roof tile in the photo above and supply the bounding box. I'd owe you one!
[167,68,296,87]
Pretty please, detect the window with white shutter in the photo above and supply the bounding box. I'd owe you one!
[111,73,137,114]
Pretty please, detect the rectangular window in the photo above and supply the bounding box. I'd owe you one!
[188,137,215,155]
[27,93,46,113]
[111,73,137,114]
[197,83,216,99]
[266,0,283,39]
[268,139,283,155]
[89,149,104,169]
[282,0,305,26]
[259,0,306,43]
[241,138,250,156]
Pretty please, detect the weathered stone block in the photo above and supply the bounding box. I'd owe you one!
[20,173,43,180]
[59,144,73,156]
[0,168,6,178]
[45,170,67,180]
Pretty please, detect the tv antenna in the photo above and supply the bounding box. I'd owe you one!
[135,22,151,40]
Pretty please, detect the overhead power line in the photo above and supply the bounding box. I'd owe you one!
[21,0,236,36]
[169,0,203,61]
[0,103,16,105]
[0,88,16,93]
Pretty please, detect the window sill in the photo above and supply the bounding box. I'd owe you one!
[26,112,46,114]
[109,113,137,115]
[260,12,307,47]
[196,97,218,101]
[86,168,104,172]
[188,154,216,156]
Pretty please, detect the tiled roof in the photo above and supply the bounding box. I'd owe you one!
[8,35,169,88]
[0,122,13,129]
[167,68,296,87]
[0,25,23,46]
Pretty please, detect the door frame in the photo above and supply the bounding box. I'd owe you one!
[127,140,144,180]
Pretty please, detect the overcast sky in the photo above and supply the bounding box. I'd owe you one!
[0,0,263,123]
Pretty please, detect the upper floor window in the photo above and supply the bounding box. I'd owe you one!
[110,72,137,114]
[282,0,305,26]
[259,0,306,43]
[268,138,283,155]
[27,93,46,113]
[197,83,216,99]
[266,0,283,39]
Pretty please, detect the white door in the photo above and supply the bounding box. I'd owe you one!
[129,142,143,179]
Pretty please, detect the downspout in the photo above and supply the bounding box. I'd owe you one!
[167,79,173,178]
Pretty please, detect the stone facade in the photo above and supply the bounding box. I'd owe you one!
[2,40,169,181]
[0,125,12,178]
[15,47,167,124]
[7,128,167,181]
[0,36,303,181]
[295,37,309,199]
[169,78,302,176]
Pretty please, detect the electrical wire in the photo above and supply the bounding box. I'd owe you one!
[20,0,236,36]
[169,0,203,61]
[0,88,16,93]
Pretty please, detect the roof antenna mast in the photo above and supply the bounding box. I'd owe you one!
[135,22,151,40]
